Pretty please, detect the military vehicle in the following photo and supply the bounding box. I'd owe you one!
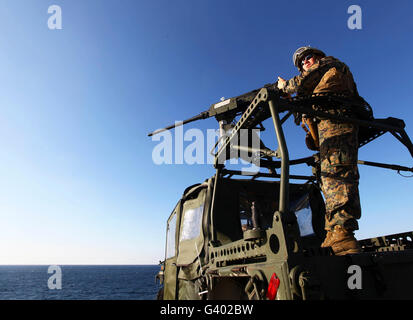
[150,85,413,300]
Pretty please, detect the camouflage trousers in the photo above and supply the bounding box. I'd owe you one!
[318,119,361,232]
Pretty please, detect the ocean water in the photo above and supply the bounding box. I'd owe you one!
[0,265,162,300]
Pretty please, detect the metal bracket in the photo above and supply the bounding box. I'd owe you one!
[244,270,267,300]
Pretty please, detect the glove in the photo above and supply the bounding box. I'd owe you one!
[277,77,287,90]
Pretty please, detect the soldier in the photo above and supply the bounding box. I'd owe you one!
[277,46,362,255]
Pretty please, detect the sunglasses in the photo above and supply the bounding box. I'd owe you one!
[301,54,314,65]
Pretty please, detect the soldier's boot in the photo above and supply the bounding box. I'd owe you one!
[321,225,361,256]
[320,230,333,248]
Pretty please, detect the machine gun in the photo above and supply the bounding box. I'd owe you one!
[147,82,280,137]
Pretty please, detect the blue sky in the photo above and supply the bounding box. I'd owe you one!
[0,0,412,264]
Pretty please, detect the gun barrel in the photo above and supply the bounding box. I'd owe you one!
[357,160,413,172]
[148,82,279,137]
[148,111,210,137]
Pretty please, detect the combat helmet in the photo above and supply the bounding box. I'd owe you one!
[293,46,326,71]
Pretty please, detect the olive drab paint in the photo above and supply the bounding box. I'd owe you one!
[152,79,413,300]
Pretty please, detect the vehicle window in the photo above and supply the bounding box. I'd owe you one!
[292,194,315,237]
[166,213,177,259]
[238,189,315,237]
[180,205,204,242]
[239,192,276,232]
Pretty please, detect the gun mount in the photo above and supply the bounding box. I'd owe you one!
[149,85,413,177]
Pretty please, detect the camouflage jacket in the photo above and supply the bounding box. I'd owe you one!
[282,56,359,96]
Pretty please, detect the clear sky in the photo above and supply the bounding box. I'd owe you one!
[0,0,412,264]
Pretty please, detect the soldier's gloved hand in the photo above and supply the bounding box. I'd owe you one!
[303,114,313,122]
[277,77,287,90]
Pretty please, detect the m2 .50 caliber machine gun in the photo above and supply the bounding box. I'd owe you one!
[148,82,279,138]
[151,84,413,300]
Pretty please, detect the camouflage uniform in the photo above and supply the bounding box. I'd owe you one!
[282,56,361,232]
